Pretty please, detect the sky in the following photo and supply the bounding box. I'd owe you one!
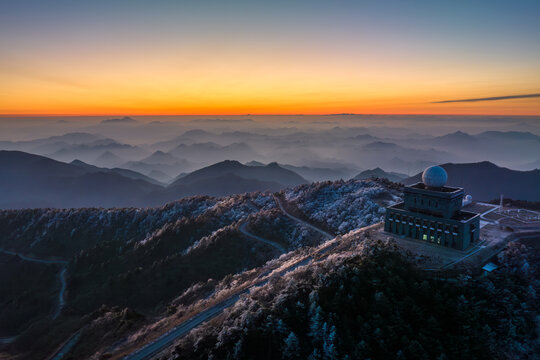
[1,0,539,116]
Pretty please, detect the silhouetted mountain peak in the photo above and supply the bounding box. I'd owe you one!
[0,151,162,208]
[354,167,407,182]
[354,134,377,140]
[436,131,475,140]
[141,150,179,164]
[245,160,265,166]
[212,159,243,167]
[46,132,104,143]
[100,116,137,124]
[70,159,89,167]
[96,151,121,160]
[403,161,540,200]
[172,159,307,189]
[363,141,399,150]
[181,129,214,137]
[476,131,540,142]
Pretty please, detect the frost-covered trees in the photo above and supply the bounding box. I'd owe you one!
[283,331,299,359]
[284,179,399,235]
[172,238,539,360]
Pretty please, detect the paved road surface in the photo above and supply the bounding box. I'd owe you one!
[53,267,68,319]
[123,199,538,359]
[273,196,334,240]
[0,248,67,265]
[123,296,240,360]
[239,222,287,254]
[0,248,68,319]
[121,198,335,360]
[123,252,318,360]
[0,336,17,344]
[48,330,83,360]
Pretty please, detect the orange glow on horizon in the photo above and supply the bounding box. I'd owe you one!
[2,49,539,116]
[2,1,539,117]
[1,99,538,117]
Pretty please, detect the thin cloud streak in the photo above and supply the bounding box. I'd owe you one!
[432,93,540,104]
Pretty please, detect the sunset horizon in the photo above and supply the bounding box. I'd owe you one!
[2,1,539,117]
[1,2,539,360]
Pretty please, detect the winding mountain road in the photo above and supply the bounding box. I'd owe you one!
[121,198,335,360]
[0,248,68,319]
[123,250,319,360]
[273,195,334,240]
[239,222,287,254]
[0,336,17,344]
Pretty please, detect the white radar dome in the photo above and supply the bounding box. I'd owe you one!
[422,165,448,188]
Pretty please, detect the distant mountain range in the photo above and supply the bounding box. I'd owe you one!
[431,130,540,145]
[0,132,149,165]
[0,151,162,209]
[0,152,308,209]
[169,142,260,163]
[0,132,105,154]
[94,150,125,167]
[140,150,180,164]
[246,161,357,182]
[173,160,306,188]
[402,161,540,201]
[422,131,540,167]
[120,150,196,183]
[354,168,407,182]
[49,139,147,164]
[148,161,309,203]
[100,116,137,124]
[70,159,164,186]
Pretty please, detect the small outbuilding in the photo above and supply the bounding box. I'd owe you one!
[482,262,498,273]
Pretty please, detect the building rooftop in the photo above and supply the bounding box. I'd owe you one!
[482,262,498,272]
[387,202,480,222]
[408,182,463,193]
[453,210,480,221]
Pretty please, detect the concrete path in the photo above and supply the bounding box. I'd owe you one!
[476,202,501,225]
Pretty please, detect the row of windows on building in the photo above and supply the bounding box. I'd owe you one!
[412,197,440,208]
[388,213,460,234]
[386,212,474,247]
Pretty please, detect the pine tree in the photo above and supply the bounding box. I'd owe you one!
[283,331,300,359]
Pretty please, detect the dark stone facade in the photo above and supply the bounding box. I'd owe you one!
[385,183,480,250]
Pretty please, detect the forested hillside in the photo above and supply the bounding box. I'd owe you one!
[2,177,537,359]
[0,179,396,359]
[171,236,539,360]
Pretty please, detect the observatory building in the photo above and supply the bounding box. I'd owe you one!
[384,166,480,250]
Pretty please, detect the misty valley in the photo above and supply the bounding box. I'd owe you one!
[0,115,539,359]
[2,0,540,358]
